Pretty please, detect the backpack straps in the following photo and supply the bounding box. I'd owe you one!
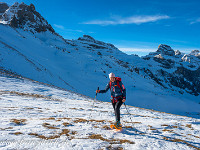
[109,77,123,93]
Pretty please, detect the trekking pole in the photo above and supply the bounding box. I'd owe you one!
[124,103,136,133]
[88,87,99,123]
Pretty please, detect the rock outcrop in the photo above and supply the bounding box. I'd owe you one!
[1,2,55,33]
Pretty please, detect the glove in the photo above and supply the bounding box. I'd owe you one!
[96,90,100,93]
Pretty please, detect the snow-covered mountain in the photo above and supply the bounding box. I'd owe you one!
[0,2,200,118]
[0,72,200,150]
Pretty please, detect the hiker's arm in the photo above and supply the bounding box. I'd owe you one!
[120,81,126,99]
[98,83,110,93]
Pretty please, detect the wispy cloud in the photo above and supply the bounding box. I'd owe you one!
[82,15,170,26]
[119,47,156,52]
[190,18,200,24]
[53,24,65,29]
[53,24,84,33]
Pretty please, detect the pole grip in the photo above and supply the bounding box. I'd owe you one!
[96,87,99,96]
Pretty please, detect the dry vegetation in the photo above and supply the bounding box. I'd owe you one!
[88,134,135,144]
[10,119,27,125]
[163,137,200,150]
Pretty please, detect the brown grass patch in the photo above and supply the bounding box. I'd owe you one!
[88,134,134,144]
[28,133,60,140]
[25,107,34,110]
[102,125,110,130]
[161,124,169,127]
[172,125,178,128]
[162,129,173,132]
[10,119,27,125]
[63,122,72,127]
[10,132,23,135]
[186,124,192,128]
[57,117,71,120]
[71,131,77,135]
[42,123,59,129]
[5,91,61,101]
[40,117,56,120]
[124,126,133,129]
[88,119,106,123]
[0,127,13,130]
[73,118,87,123]
[163,137,200,150]
[29,129,71,140]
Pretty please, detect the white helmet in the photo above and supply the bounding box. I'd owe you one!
[109,72,115,78]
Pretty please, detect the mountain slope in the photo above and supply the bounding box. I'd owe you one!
[0,2,200,118]
[0,73,200,150]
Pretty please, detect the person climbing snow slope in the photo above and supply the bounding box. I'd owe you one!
[96,72,126,129]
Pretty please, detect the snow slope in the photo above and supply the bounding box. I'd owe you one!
[0,23,200,118]
[0,73,200,150]
[0,2,200,118]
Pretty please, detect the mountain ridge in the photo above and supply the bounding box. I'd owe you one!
[0,2,200,118]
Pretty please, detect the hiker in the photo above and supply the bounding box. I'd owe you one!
[96,72,126,128]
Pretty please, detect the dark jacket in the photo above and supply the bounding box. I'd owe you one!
[99,80,126,99]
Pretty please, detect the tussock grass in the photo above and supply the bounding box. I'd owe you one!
[10,132,23,135]
[162,129,173,132]
[88,134,134,144]
[186,124,192,128]
[63,122,72,127]
[163,137,200,150]
[102,125,110,130]
[73,118,87,123]
[10,119,27,125]
[0,127,13,130]
[1,90,61,101]
[42,123,59,129]
[28,129,71,140]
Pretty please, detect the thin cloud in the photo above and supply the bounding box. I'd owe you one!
[53,24,84,33]
[119,47,156,52]
[190,18,200,24]
[82,15,170,25]
[53,24,65,29]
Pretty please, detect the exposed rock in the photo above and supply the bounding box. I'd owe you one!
[175,50,181,55]
[0,2,9,19]
[156,44,175,56]
[77,35,118,51]
[190,50,200,56]
[154,54,164,60]
[1,2,55,33]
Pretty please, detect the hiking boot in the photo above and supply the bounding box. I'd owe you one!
[114,121,122,128]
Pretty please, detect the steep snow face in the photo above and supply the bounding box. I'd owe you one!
[0,2,55,33]
[0,2,200,117]
[0,74,200,150]
[0,24,200,118]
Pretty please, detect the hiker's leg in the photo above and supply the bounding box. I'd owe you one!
[115,100,123,122]
[112,102,116,111]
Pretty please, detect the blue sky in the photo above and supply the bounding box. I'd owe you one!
[2,0,200,56]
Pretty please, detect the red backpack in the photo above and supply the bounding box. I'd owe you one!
[109,77,122,92]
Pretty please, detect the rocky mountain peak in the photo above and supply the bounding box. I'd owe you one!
[156,44,175,56]
[0,2,55,33]
[0,2,9,19]
[78,35,96,42]
[77,35,118,50]
[175,50,181,55]
[190,50,200,56]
